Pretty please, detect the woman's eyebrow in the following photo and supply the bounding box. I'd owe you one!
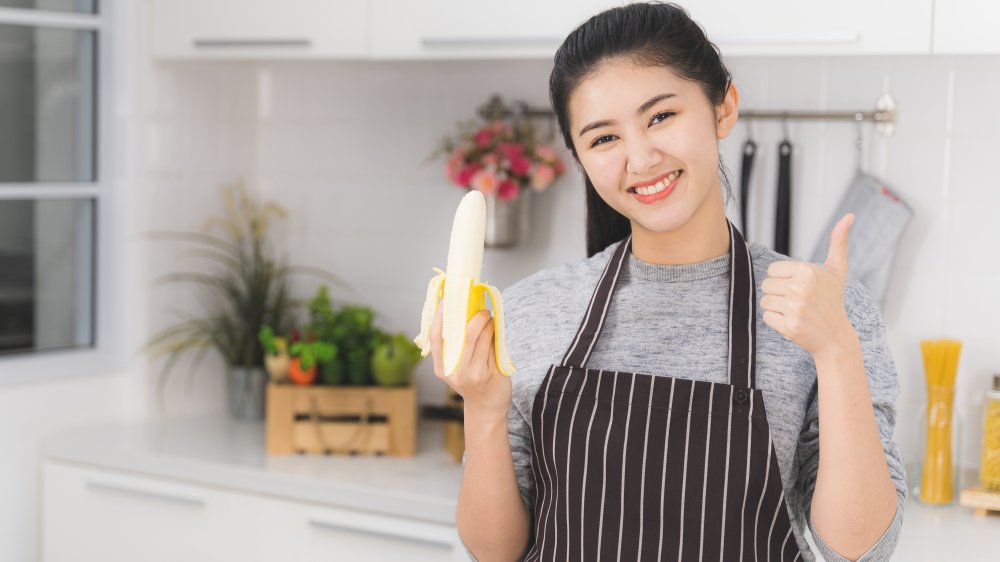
[577,93,677,138]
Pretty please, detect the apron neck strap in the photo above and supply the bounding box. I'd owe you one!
[558,219,758,389]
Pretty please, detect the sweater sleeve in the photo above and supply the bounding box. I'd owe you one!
[795,275,908,561]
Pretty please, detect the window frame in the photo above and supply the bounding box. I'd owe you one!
[0,4,130,385]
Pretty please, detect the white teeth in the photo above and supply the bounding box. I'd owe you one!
[634,171,680,195]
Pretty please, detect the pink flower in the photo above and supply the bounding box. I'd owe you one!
[497,142,524,160]
[531,164,556,191]
[509,154,531,176]
[497,179,519,200]
[481,152,500,168]
[490,120,511,135]
[470,169,499,196]
[456,163,481,187]
[445,156,463,184]
[535,144,558,162]
[554,159,566,174]
[475,128,494,148]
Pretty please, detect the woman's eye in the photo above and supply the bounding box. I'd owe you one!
[590,135,614,147]
[651,111,675,125]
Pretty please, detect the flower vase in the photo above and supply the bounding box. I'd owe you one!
[484,191,528,248]
[228,366,267,420]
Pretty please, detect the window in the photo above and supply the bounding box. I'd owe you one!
[0,3,104,370]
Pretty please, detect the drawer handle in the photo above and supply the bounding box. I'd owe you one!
[420,36,562,48]
[85,479,207,508]
[307,516,455,549]
[193,38,312,49]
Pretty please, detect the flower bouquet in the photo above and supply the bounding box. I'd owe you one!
[432,95,567,201]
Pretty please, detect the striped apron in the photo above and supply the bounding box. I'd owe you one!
[522,220,801,561]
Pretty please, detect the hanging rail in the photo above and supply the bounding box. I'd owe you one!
[739,94,897,137]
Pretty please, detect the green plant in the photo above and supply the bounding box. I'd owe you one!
[289,340,335,371]
[258,325,281,356]
[143,179,348,413]
[305,286,390,386]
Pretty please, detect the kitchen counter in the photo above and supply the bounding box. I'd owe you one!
[43,415,465,526]
[43,416,1000,560]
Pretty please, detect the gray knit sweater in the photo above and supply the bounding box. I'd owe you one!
[495,240,906,562]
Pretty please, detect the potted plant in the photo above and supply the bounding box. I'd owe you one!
[305,286,389,386]
[288,339,335,385]
[144,179,347,419]
[430,94,567,247]
[259,325,290,383]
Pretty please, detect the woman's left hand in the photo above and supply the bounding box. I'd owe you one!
[760,213,857,360]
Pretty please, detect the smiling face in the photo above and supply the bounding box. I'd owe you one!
[568,58,739,252]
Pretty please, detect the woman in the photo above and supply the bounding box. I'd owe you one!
[428,3,906,561]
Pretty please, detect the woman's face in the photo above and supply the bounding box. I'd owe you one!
[568,59,738,235]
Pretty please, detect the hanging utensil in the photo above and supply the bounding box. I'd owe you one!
[774,116,792,256]
[739,120,757,236]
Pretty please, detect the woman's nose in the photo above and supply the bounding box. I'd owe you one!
[624,133,663,176]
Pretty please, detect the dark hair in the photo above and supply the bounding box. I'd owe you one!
[549,1,735,257]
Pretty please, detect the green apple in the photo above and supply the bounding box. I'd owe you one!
[371,334,422,387]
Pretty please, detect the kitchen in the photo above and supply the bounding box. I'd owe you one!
[1,0,1000,560]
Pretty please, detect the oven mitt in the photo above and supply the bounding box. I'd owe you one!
[810,172,913,305]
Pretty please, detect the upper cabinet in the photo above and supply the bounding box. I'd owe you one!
[154,0,1000,60]
[932,0,1000,53]
[149,0,368,59]
[369,0,619,60]
[689,0,933,56]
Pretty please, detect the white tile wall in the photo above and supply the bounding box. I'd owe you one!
[145,55,999,476]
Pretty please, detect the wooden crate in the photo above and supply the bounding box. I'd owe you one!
[960,486,1000,516]
[266,383,416,456]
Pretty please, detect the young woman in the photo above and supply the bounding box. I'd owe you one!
[428,3,906,561]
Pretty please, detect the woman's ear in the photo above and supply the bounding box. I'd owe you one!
[716,82,740,139]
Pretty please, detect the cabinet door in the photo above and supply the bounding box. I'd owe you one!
[150,0,368,59]
[933,0,1000,53]
[42,462,259,562]
[257,496,470,561]
[687,0,932,56]
[370,0,620,59]
[372,0,932,59]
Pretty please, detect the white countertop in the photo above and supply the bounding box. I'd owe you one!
[43,415,465,526]
[42,416,1000,559]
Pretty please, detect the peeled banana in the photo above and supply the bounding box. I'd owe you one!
[413,191,516,377]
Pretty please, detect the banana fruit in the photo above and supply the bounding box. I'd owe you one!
[413,191,516,377]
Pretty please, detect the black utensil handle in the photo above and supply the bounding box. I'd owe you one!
[775,140,792,255]
[740,139,757,234]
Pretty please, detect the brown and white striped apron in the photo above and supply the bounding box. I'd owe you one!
[523,221,801,561]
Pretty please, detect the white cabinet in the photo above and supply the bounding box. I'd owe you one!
[932,0,1000,53]
[256,496,471,561]
[149,0,368,59]
[687,0,933,56]
[43,462,258,562]
[42,460,471,562]
[148,0,935,60]
[370,0,620,60]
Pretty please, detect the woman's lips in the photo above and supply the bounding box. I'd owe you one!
[630,170,682,204]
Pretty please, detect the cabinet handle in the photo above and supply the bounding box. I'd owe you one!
[420,36,562,48]
[193,38,312,49]
[307,515,456,549]
[85,479,207,508]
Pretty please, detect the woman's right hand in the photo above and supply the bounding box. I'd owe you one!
[429,299,512,421]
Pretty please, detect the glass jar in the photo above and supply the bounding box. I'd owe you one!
[913,384,963,506]
[980,375,1000,491]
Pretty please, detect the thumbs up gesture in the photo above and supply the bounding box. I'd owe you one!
[760,213,857,359]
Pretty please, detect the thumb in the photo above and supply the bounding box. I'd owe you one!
[823,213,855,278]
